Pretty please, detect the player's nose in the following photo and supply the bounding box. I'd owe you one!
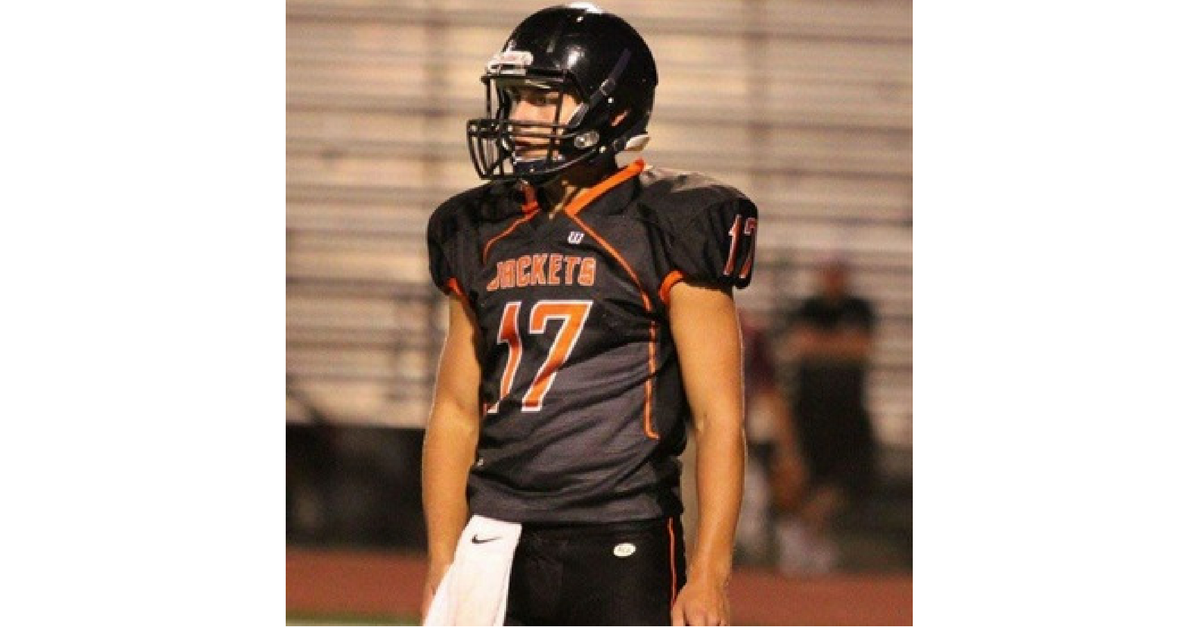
[510,99,534,121]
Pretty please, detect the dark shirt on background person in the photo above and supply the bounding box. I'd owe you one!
[774,259,879,574]
[783,290,877,495]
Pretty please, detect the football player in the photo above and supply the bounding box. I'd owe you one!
[422,4,758,625]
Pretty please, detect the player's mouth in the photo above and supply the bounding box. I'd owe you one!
[513,141,550,158]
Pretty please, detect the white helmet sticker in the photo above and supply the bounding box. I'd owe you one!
[487,50,534,75]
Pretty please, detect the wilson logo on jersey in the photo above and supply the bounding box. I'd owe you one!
[567,231,585,244]
[486,254,597,292]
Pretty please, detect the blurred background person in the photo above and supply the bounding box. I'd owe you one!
[775,256,879,575]
[736,309,804,567]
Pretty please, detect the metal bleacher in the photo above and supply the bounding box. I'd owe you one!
[286,0,912,457]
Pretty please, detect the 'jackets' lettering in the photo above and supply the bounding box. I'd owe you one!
[487,255,597,291]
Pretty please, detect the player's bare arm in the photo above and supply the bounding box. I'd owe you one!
[420,293,484,619]
[668,281,745,626]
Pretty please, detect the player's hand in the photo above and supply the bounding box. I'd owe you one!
[420,560,452,623]
[670,576,730,626]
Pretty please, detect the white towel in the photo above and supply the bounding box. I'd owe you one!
[424,515,523,626]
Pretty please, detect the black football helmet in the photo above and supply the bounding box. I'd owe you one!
[466,3,658,183]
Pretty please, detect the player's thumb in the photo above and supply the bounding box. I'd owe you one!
[670,601,685,626]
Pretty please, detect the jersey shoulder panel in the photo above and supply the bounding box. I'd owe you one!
[635,167,759,289]
[427,181,519,294]
[427,181,516,241]
[636,167,752,217]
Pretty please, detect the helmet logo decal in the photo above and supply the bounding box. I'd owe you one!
[487,50,534,75]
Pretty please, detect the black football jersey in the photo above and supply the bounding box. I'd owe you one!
[427,159,758,523]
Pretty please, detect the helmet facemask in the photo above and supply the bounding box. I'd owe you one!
[466,48,648,185]
[468,73,591,184]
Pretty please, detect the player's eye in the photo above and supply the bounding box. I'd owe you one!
[525,91,559,107]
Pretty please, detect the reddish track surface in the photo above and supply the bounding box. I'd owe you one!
[287,547,911,625]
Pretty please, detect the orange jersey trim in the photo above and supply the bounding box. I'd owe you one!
[563,159,645,217]
[644,324,658,439]
[481,185,540,264]
[444,277,465,297]
[520,183,539,213]
[658,270,684,306]
[565,164,661,439]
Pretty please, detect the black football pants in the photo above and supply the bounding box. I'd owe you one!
[504,516,686,626]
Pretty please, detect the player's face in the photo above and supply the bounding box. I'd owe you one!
[504,85,581,160]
